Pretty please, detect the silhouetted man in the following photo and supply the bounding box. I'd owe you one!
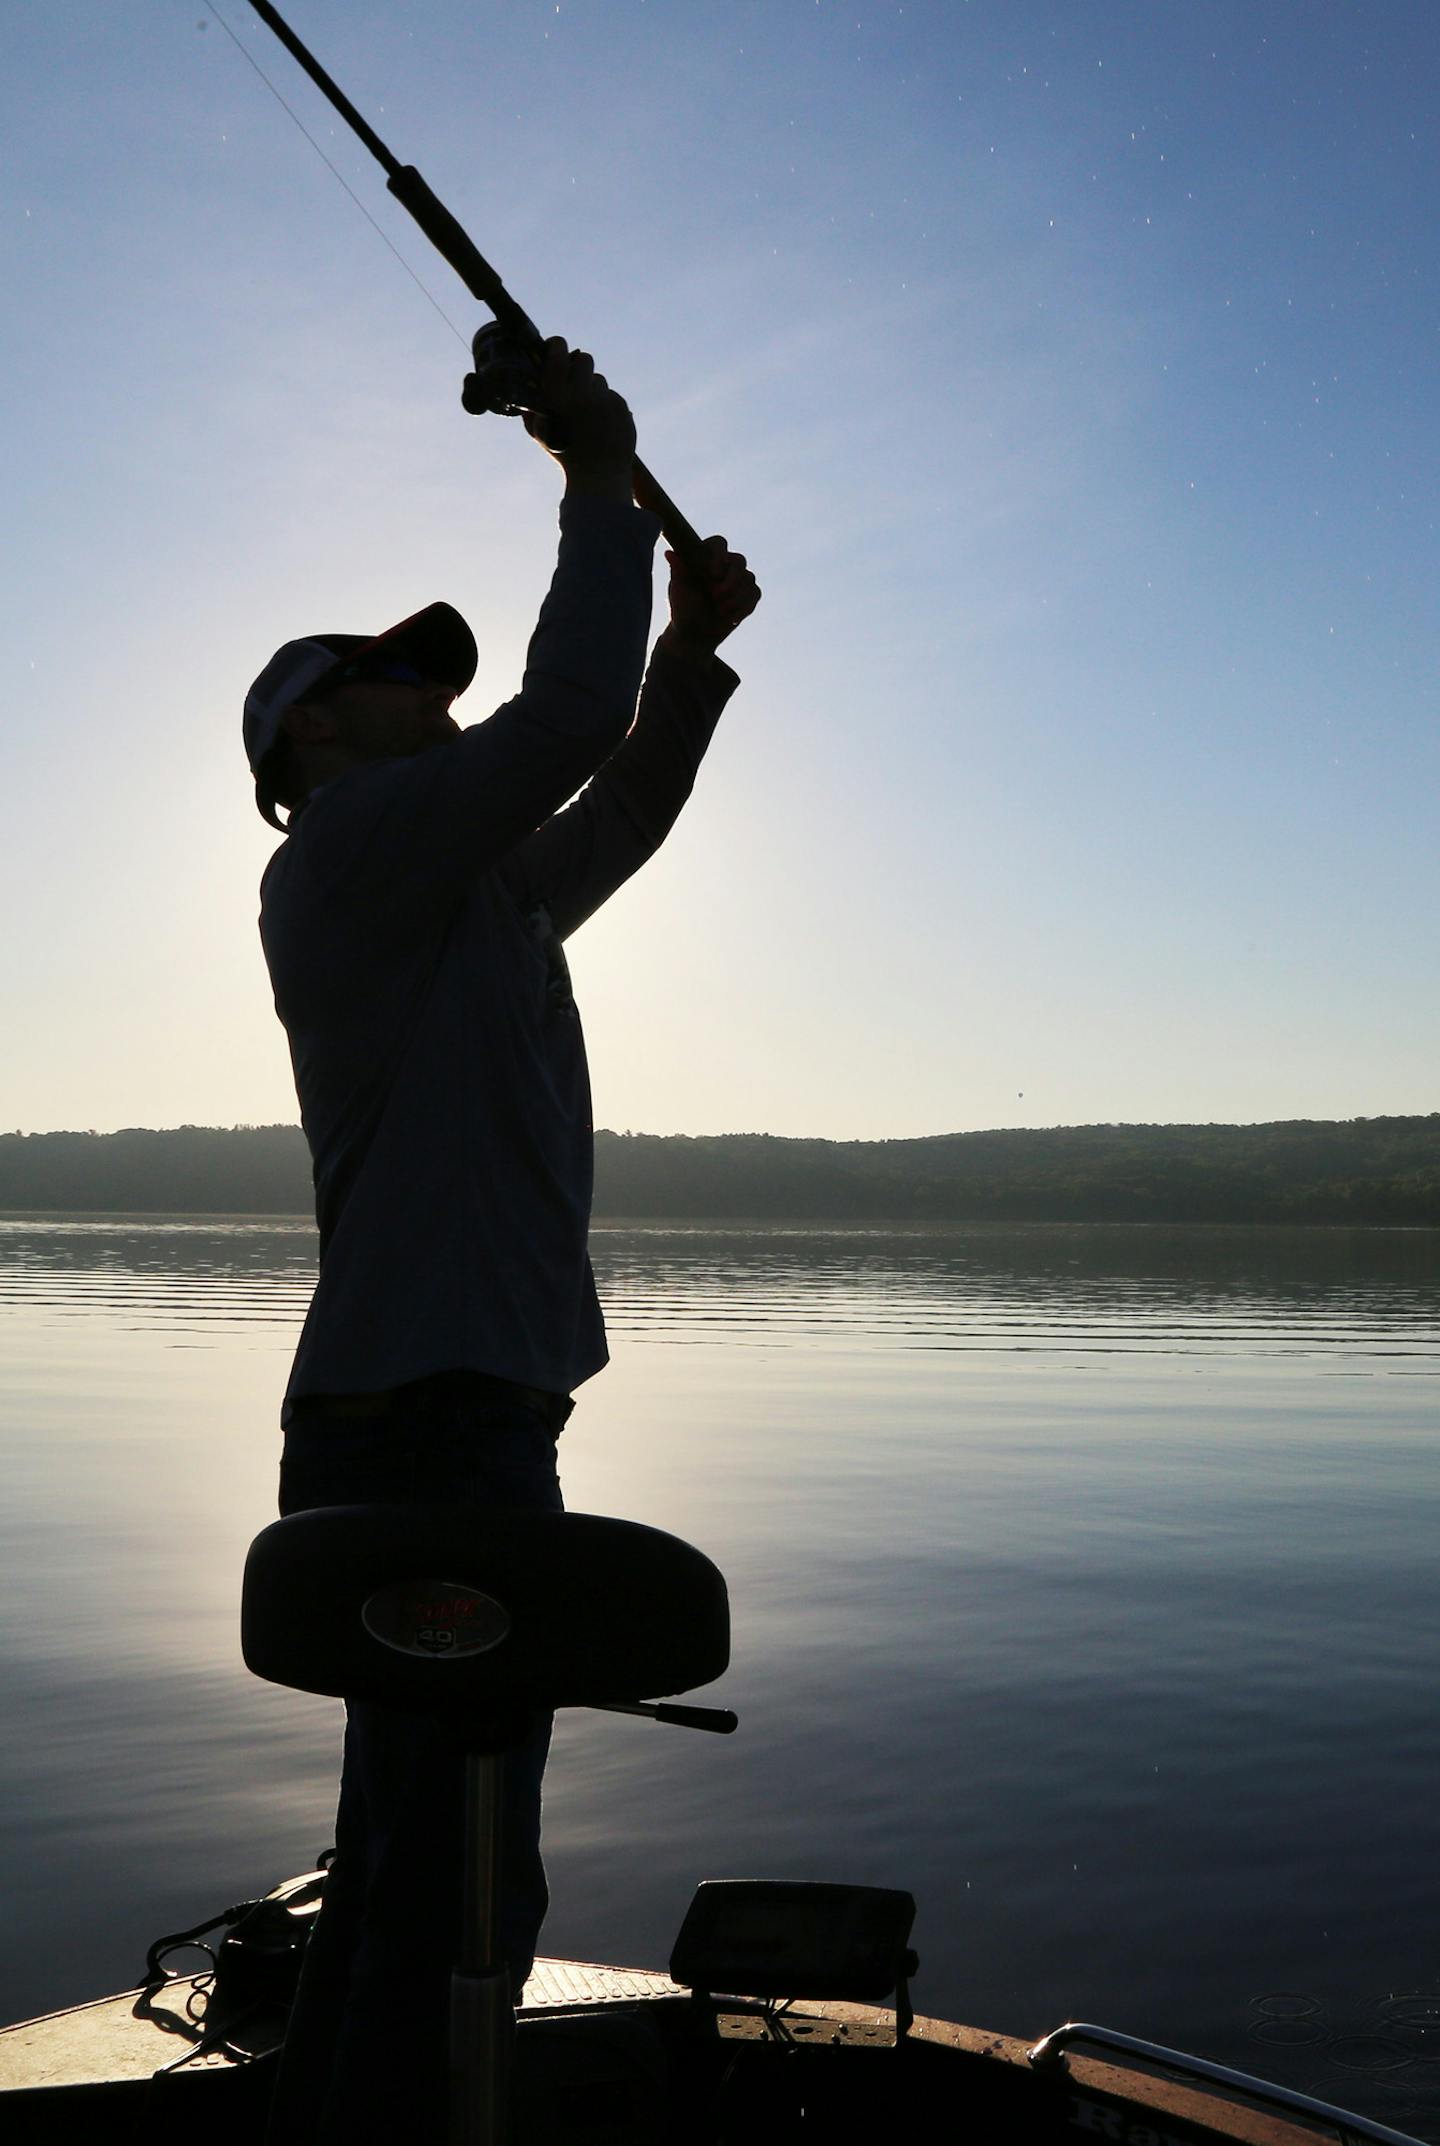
[242,340,759,2143]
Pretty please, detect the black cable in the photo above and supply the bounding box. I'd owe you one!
[142,1908,235,1986]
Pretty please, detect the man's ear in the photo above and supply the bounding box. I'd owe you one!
[282,698,340,746]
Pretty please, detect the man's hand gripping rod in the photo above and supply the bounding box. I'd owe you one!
[245,0,707,572]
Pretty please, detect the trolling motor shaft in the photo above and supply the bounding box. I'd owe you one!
[244,0,707,570]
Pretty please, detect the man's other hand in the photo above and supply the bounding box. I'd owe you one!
[525,338,637,503]
[660,537,761,662]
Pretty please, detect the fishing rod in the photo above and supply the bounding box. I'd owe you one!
[242,0,706,570]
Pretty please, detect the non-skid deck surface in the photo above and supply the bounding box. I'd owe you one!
[0,1959,682,2091]
[523,1960,684,2011]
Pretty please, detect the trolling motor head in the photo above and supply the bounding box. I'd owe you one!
[462,322,544,419]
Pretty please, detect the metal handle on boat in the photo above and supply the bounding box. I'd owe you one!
[1027,2022,1429,2146]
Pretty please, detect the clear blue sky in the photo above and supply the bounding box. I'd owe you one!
[2,1,1435,1139]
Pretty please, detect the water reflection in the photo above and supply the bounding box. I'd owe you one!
[3,1218,1440,2138]
[4,1216,1438,1359]
[599,1223,1440,1363]
[0,1216,317,1335]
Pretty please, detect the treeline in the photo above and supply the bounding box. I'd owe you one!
[0,1125,310,1216]
[2,1117,1439,1224]
[594,1119,1440,1224]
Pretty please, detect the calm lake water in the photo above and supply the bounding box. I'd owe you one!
[4,1215,1440,2135]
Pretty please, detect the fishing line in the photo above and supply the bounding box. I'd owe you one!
[210,0,707,563]
[202,0,469,348]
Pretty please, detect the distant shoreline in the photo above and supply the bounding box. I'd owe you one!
[2,1212,1437,1237]
[1,1118,1438,1227]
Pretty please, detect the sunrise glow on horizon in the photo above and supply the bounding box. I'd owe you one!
[2,2,1435,1141]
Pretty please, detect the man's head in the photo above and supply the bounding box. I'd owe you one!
[243,602,478,830]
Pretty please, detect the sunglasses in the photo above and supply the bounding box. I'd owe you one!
[328,655,429,691]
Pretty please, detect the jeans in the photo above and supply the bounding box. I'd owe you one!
[265,1374,566,2146]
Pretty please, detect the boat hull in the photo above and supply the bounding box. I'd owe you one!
[0,1956,1387,2145]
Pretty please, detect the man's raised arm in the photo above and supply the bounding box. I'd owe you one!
[279,343,667,909]
[504,537,762,936]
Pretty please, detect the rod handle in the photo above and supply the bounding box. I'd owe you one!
[632,460,707,578]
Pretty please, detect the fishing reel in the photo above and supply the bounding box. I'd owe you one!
[462,321,569,452]
[461,322,545,420]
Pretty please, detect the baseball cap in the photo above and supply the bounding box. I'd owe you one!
[243,601,479,829]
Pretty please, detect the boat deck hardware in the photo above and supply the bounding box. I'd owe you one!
[670,1879,918,2038]
[242,1501,733,2146]
[1028,2020,1431,2146]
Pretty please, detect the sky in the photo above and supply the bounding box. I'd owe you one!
[2,0,1436,1142]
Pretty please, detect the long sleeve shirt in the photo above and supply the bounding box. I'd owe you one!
[259,492,738,1410]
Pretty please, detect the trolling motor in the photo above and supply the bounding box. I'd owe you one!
[242,0,708,574]
[241,1504,735,2146]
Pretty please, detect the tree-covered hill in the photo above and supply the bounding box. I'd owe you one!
[1,1116,1438,1224]
[606,1118,1440,1222]
[0,1125,310,1216]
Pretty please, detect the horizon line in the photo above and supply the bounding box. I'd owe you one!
[3,1113,1437,1145]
